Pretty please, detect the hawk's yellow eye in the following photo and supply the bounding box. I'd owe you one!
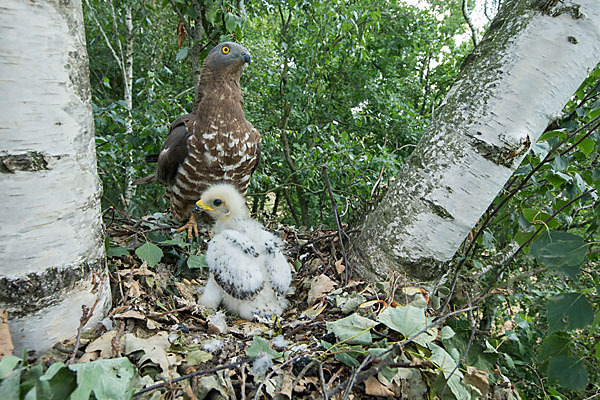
[222,46,230,54]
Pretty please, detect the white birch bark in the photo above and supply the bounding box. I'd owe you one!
[350,0,600,283]
[0,0,111,355]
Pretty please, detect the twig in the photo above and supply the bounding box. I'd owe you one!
[68,271,107,365]
[318,362,328,400]
[473,188,596,305]
[133,357,257,397]
[440,308,478,398]
[146,305,198,319]
[253,355,302,400]
[322,164,351,284]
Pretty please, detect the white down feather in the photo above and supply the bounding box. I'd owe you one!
[196,184,292,320]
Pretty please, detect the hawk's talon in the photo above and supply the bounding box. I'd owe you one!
[175,213,199,241]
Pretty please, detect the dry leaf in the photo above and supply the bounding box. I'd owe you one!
[364,376,395,397]
[465,365,490,397]
[302,302,327,318]
[176,23,187,48]
[307,274,336,304]
[124,332,179,378]
[334,258,345,274]
[276,371,295,399]
[81,330,120,360]
[114,310,146,320]
[123,280,141,298]
[0,310,14,357]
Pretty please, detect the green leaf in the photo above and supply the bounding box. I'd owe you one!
[0,355,21,378]
[514,231,536,248]
[107,247,130,258]
[326,313,377,345]
[530,230,588,278]
[547,356,588,389]
[538,334,570,362]
[428,343,461,379]
[595,342,600,362]
[187,350,213,365]
[187,254,207,269]
[175,46,189,61]
[135,242,163,267]
[546,293,594,334]
[377,306,435,345]
[68,358,138,400]
[521,209,558,228]
[245,336,282,359]
[225,13,237,33]
[38,362,77,400]
[577,138,595,157]
[552,154,569,171]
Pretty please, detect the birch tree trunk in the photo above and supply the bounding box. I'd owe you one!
[350,0,600,283]
[0,0,111,355]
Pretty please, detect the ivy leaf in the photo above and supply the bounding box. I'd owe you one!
[106,247,130,258]
[530,230,588,278]
[245,336,282,359]
[321,341,360,367]
[546,293,594,334]
[326,313,377,345]
[68,358,138,400]
[377,306,435,345]
[429,343,461,379]
[547,356,588,389]
[38,362,77,399]
[187,254,207,269]
[135,242,163,267]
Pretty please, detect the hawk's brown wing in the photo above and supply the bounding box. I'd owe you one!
[156,115,192,185]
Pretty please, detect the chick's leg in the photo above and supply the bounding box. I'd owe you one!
[175,213,199,240]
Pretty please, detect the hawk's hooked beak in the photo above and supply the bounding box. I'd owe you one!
[194,200,215,212]
[242,53,251,64]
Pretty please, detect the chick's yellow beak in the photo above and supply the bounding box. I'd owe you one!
[195,200,215,211]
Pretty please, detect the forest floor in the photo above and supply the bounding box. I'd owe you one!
[31,210,520,399]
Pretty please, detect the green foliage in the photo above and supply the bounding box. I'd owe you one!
[135,241,164,267]
[460,64,600,397]
[0,356,139,400]
[245,336,283,360]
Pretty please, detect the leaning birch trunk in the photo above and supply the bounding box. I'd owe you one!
[350,0,600,283]
[0,0,111,355]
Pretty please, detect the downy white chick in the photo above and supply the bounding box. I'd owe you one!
[193,183,292,320]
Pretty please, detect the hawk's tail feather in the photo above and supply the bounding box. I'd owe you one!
[132,174,156,185]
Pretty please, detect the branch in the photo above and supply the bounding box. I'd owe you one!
[168,0,193,38]
[322,165,352,283]
[462,0,479,47]
[83,0,123,71]
[133,357,257,397]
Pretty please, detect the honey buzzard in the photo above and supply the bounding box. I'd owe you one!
[154,42,260,237]
[193,184,291,319]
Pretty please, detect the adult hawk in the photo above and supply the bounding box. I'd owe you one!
[154,42,260,237]
[193,184,292,319]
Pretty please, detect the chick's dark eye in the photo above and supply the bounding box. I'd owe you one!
[213,199,222,207]
[221,46,230,54]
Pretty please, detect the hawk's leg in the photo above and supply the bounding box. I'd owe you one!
[175,213,199,240]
